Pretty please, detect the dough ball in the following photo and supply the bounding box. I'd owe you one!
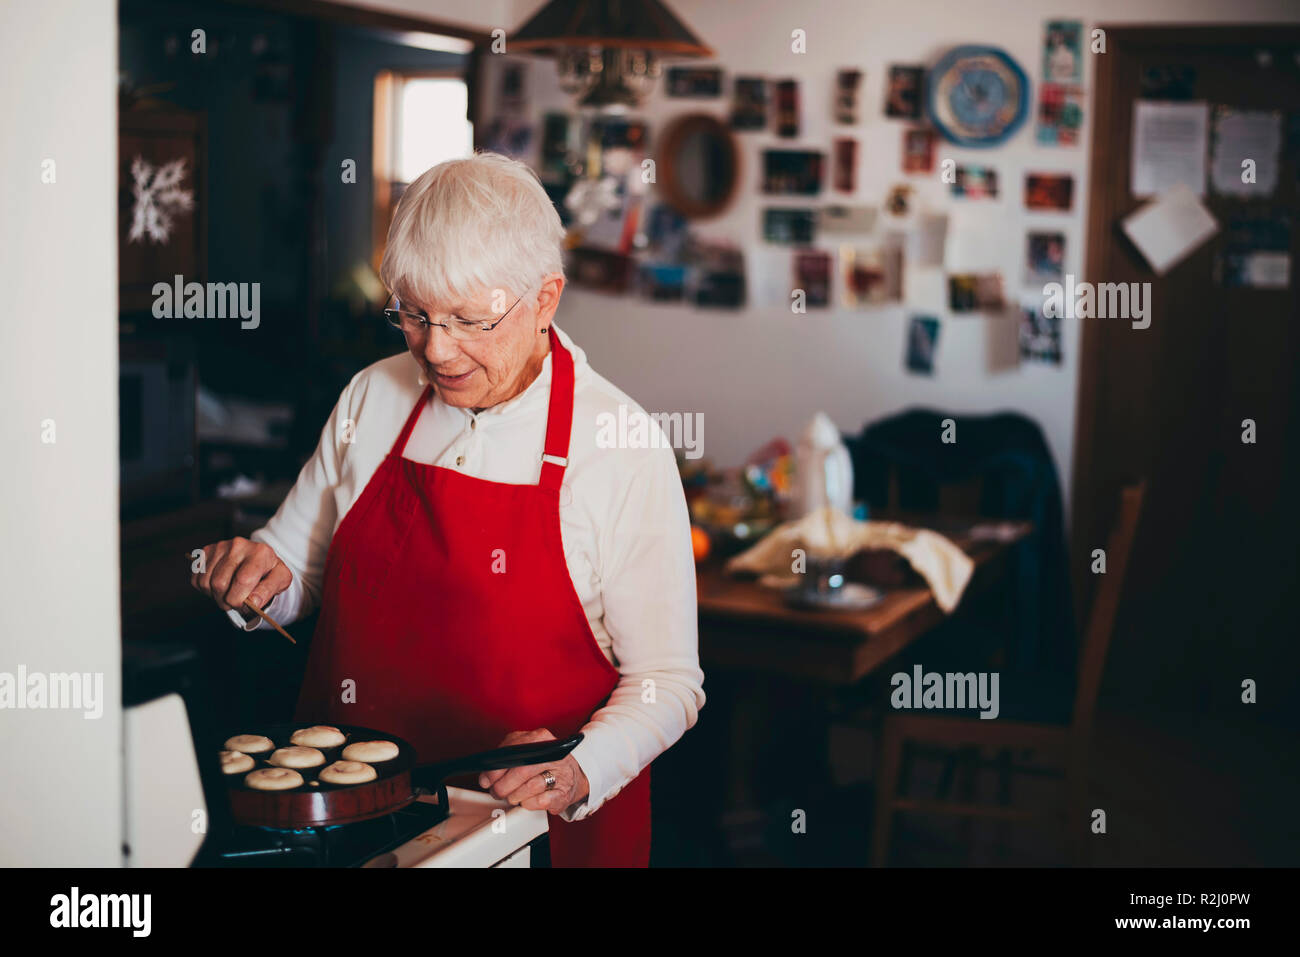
[224,734,274,754]
[341,740,400,763]
[219,750,254,775]
[244,767,304,791]
[289,725,346,748]
[269,746,325,769]
[319,761,377,785]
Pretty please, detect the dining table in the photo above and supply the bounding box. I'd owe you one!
[675,514,1033,860]
[695,515,1032,684]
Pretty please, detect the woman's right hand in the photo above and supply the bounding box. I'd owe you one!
[190,537,293,613]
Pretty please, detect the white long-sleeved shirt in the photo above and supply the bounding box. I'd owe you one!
[229,325,705,820]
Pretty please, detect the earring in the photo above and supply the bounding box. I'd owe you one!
[540,326,548,333]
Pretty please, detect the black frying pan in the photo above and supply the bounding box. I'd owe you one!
[224,723,582,828]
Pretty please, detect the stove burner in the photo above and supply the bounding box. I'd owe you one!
[200,799,446,867]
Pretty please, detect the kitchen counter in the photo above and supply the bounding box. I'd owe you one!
[366,787,549,868]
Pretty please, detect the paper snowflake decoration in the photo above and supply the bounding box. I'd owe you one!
[127,156,194,245]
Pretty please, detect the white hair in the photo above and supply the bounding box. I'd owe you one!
[380,150,565,310]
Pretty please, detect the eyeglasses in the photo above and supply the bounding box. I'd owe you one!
[384,294,524,341]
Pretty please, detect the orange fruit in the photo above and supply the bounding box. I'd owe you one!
[691,526,711,562]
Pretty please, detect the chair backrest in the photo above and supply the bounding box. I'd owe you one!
[1070,481,1147,739]
[937,474,985,517]
[882,463,985,518]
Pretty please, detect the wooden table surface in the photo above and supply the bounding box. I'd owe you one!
[695,518,1031,685]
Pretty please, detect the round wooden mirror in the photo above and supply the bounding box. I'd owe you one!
[656,114,740,220]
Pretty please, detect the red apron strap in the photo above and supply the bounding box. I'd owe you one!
[394,385,433,458]
[539,327,574,492]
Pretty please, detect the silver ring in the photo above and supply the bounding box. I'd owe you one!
[542,769,557,790]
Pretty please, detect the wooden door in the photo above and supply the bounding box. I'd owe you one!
[1074,27,1300,717]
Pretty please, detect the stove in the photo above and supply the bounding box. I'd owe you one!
[368,790,549,868]
[123,641,548,868]
[200,798,446,868]
[196,790,548,868]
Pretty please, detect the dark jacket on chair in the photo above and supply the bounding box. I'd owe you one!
[844,408,1076,677]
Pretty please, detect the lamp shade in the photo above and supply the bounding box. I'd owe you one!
[511,0,713,57]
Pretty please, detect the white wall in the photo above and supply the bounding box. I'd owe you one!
[0,1,121,864]
[491,0,1300,515]
[347,0,516,33]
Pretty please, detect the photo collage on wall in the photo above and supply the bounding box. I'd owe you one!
[515,27,1085,365]
[541,97,748,307]
[1017,19,1084,365]
[1036,20,1085,146]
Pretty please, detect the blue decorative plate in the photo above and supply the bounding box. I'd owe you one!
[927,45,1030,147]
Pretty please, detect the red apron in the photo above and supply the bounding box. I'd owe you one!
[294,328,650,867]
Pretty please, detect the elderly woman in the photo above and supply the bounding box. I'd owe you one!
[191,151,704,867]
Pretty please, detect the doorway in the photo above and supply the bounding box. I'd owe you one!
[1073,26,1300,719]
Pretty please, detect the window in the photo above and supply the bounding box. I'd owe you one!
[396,77,472,181]
[372,71,474,271]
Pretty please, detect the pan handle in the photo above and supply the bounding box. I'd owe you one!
[410,733,583,790]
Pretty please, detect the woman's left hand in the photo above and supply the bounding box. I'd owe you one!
[479,728,590,814]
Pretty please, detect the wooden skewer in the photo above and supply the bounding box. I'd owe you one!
[823,458,840,554]
[243,600,297,644]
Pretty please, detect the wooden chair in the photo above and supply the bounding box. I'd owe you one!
[870,481,1147,866]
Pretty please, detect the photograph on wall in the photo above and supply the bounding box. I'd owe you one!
[637,262,688,302]
[795,250,833,307]
[884,65,925,119]
[774,79,801,137]
[1025,231,1066,285]
[1025,173,1075,211]
[539,113,576,184]
[908,212,949,268]
[496,61,527,113]
[884,183,915,217]
[762,149,824,194]
[818,204,878,235]
[589,116,649,179]
[666,66,723,97]
[695,271,746,308]
[594,116,648,152]
[643,203,690,261]
[948,272,1005,311]
[841,239,904,306]
[1043,19,1083,84]
[905,315,941,375]
[1019,297,1063,365]
[481,114,533,159]
[688,237,747,308]
[1036,84,1084,146]
[568,247,633,294]
[902,128,936,174]
[952,165,999,198]
[833,138,858,192]
[836,69,863,124]
[948,273,978,311]
[763,208,817,245]
[731,77,769,129]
